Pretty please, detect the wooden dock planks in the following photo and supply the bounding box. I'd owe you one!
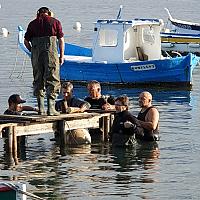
[0,110,115,160]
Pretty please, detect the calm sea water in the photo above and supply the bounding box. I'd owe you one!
[0,0,200,199]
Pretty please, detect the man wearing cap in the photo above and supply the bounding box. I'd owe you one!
[24,7,64,116]
[4,94,38,115]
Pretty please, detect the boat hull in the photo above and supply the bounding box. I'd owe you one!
[60,53,199,86]
[18,26,199,86]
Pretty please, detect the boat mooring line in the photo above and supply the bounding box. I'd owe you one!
[116,64,123,83]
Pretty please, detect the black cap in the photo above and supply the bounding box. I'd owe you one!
[8,94,26,104]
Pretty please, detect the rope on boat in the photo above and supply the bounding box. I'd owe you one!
[1,182,46,200]
[9,41,28,81]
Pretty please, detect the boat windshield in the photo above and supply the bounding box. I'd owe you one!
[98,29,118,47]
[142,27,155,44]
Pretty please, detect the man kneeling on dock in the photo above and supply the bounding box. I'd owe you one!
[55,82,91,144]
[4,94,38,115]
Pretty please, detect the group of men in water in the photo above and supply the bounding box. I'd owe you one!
[4,7,159,146]
[4,79,159,146]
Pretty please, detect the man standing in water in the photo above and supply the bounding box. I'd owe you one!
[124,91,159,141]
[136,91,159,141]
[24,7,64,115]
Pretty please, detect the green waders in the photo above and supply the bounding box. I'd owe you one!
[31,36,60,116]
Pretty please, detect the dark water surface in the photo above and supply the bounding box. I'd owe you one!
[0,0,200,199]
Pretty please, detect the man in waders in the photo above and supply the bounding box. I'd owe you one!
[24,7,64,115]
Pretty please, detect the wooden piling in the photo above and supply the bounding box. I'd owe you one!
[103,116,110,142]
[8,126,13,153]
[58,120,66,146]
[12,127,19,165]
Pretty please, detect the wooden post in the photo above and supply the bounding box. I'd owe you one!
[8,126,13,153]
[13,127,19,165]
[57,120,66,156]
[103,116,109,142]
[100,117,104,142]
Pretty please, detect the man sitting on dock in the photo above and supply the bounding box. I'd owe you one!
[4,94,38,115]
[55,82,91,145]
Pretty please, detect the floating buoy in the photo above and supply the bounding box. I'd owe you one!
[1,28,9,37]
[73,21,82,32]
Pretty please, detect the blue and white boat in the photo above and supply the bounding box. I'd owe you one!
[161,8,200,54]
[18,8,200,86]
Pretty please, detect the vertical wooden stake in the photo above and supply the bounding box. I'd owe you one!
[100,117,104,142]
[13,127,19,165]
[103,116,109,142]
[8,126,13,153]
[58,120,66,156]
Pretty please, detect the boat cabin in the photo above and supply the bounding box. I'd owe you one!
[92,19,164,63]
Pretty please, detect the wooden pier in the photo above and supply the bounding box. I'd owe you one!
[0,110,114,163]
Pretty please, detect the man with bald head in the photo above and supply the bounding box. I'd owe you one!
[124,91,159,141]
[136,91,159,141]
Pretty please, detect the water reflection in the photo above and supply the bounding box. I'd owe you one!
[2,137,19,169]
[111,142,160,183]
[0,85,193,200]
[61,144,92,155]
[65,84,192,105]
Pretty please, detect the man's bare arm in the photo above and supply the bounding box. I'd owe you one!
[138,108,159,130]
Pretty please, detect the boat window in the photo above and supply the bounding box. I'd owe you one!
[99,29,118,47]
[142,27,155,44]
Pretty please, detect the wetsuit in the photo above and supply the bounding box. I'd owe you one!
[84,97,106,109]
[84,95,114,109]
[110,110,139,146]
[137,106,159,141]
[56,97,91,113]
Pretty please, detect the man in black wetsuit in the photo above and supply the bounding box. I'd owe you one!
[110,96,142,146]
[84,80,115,142]
[84,80,115,110]
[137,91,159,141]
[124,91,159,141]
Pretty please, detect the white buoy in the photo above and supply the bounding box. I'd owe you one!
[0,4,1,9]
[73,21,82,32]
[1,28,9,37]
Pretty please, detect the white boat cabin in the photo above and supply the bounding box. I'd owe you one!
[92,19,164,63]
